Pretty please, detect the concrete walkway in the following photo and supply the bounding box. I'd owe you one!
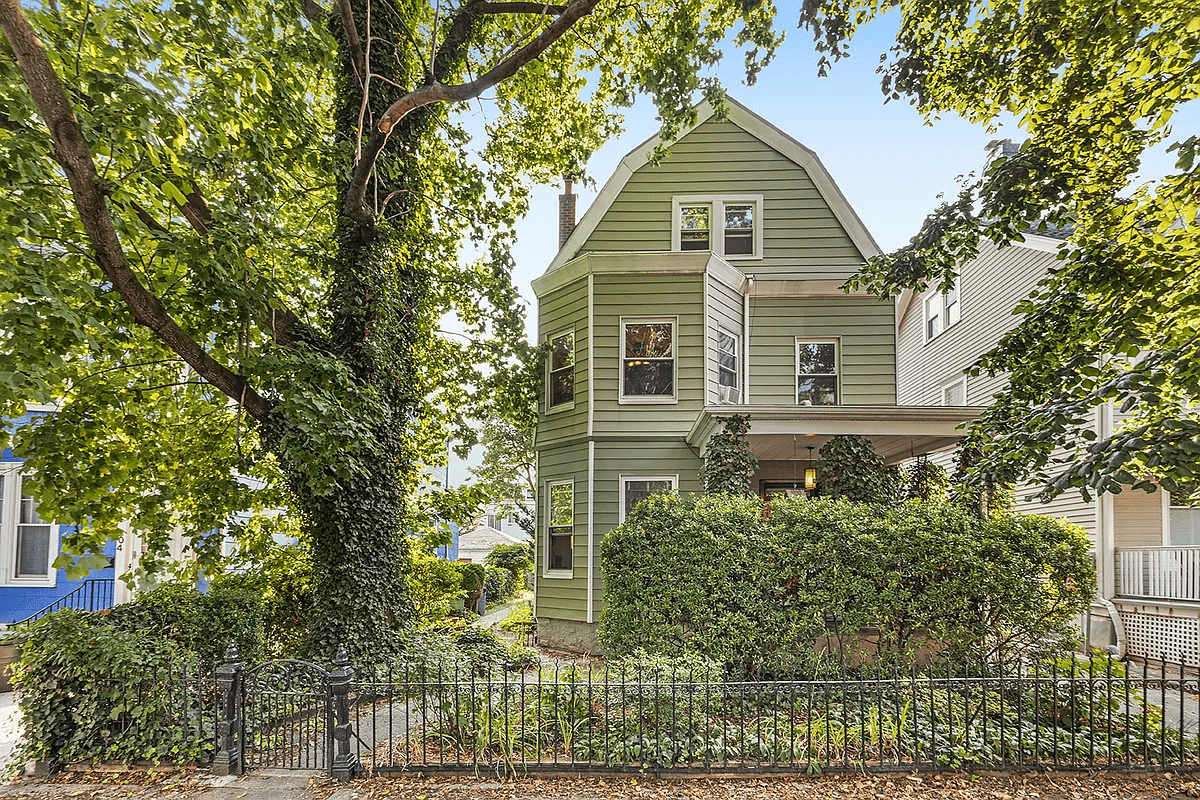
[471,597,528,631]
[1,693,20,775]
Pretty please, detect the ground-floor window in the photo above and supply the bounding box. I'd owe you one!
[0,466,56,586]
[619,475,677,523]
[546,481,574,572]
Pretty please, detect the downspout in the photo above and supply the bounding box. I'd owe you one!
[1095,399,1126,658]
[743,276,753,402]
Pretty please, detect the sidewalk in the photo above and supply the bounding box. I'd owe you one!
[0,694,19,774]
[0,770,1195,800]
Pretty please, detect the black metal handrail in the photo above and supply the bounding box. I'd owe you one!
[17,578,116,624]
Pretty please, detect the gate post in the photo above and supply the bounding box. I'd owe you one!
[213,643,244,776]
[328,645,361,782]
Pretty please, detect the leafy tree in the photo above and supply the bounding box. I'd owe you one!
[470,417,535,536]
[701,414,759,495]
[799,0,1200,502]
[486,541,533,581]
[0,0,784,654]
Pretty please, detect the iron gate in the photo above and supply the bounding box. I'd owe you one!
[212,644,361,780]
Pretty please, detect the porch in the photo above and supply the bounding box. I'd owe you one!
[686,404,982,491]
[1113,547,1200,665]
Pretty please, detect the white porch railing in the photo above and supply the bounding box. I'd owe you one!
[1116,547,1200,602]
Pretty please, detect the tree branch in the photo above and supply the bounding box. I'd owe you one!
[342,0,599,230]
[475,2,566,13]
[337,0,366,80]
[0,0,273,423]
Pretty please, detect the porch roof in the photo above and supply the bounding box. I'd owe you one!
[685,404,983,466]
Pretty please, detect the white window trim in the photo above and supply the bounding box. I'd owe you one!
[715,327,740,403]
[619,316,678,405]
[1163,489,1200,547]
[923,278,961,343]
[0,464,57,588]
[671,195,764,261]
[543,479,574,579]
[795,337,841,406]
[941,375,968,406]
[618,474,679,524]
[545,327,576,415]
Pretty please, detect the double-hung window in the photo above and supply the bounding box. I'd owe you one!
[546,481,574,573]
[621,319,675,402]
[547,329,575,410]
[673,196,763,259]
[716,329,739,403]
[0,467,56,586]
[619,475,678,524]
[924,278,961,341]
[796,339,838,406]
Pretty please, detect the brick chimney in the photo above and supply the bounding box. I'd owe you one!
[558,177,576,251]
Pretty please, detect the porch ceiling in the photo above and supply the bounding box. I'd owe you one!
[687,404,982,466]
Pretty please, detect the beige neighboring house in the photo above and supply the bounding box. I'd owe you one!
[457,523,530,564]
[895,152,1200,664]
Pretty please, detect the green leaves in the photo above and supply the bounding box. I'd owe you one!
[805,0,1200,500]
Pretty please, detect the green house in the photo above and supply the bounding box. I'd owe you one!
[530,98,975,652]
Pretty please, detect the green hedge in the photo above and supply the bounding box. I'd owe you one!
[484,566,516,604]
[11,612,213,771]
[598,494,1094,665]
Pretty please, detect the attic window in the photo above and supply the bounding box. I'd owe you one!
[679,205,710,251]
[924,278,961,342]
[672,196,763,259]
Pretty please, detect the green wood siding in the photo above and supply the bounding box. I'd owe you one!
[707,274,745,404]
[591,439,703,616]
[535,442,589,622]
[580,119,865,278]
[537,277,588,446]
[592,273,706,435]
[749,296,896,405]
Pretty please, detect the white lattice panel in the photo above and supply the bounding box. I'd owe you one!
[1121,611,1200,666]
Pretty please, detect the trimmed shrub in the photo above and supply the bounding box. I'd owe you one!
[597,492,776,665]
[486,542,533,582]
[408,549,466,623]
[106,579,266,667]
[598,495,1094,665]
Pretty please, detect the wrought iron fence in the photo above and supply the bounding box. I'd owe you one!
[338,652,1200,776]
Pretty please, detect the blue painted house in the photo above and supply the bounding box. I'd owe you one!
[1,408,117,626]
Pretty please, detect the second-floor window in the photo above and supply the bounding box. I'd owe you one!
[673,196,763,259]
[0,468,56,586]
[796,339,838,405]
[924,279,961,341]
[717,329,739,402]
[621,319,675,401]
[547,330,575,410]
[941,377,967,406]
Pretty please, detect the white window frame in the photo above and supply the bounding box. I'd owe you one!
[618,474,679,524]
[0,465,57,588]
[795,337,841,406]
[941,376,968,406]
[924,277,961,343]
[715,328,740,403]
[619,316,678,405]
[543,479,574,578]
[671,195,764,260]
[545,327,576,414]
[1164,489,1200,547]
